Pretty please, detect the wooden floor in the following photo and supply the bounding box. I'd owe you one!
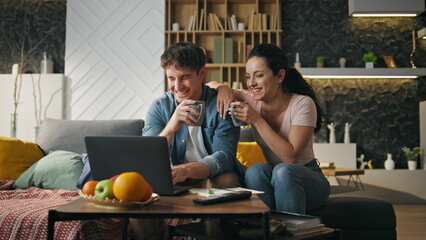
[393,205,426,240]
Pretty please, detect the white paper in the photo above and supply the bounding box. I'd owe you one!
[190,187,264,197]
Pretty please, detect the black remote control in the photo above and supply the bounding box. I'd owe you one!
[193,191,252,205]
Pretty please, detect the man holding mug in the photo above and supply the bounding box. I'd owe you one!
[143,42,243,188]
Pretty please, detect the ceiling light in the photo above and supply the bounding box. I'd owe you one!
[349,0,424,17]
[303,75,418,79]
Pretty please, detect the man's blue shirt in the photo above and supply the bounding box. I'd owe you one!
[143,84,243,178]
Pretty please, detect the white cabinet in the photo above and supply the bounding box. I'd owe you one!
[0,74,63,142]
[313,143,357,168]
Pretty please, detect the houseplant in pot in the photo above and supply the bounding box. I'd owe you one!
[316,56,325,68]
[401,146,420,170]
[362,52,377,69]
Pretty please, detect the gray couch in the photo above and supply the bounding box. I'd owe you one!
[36,119,396,240]
[37,118,145,155]
[240,127,396,240]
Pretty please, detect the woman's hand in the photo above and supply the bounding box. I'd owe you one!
[230,101,261,125]
[216,85,235,119]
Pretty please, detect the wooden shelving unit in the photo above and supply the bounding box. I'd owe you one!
[165,0,282,89]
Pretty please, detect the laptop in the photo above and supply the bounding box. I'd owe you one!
[84,136,191,196]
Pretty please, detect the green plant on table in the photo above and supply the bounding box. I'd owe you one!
[401,147,420,161]
[316,56,325,63]
[362,52,377,63]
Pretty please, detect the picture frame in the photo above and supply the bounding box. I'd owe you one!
[383,56,397,68]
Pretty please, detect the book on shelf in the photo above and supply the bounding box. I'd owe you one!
[214,14,224,30]
[213,38,222,63]
[199,9,204,30]
[319,162,335,169]
[270,211,322,229]
[231,14,237,30]
[224,38,233,63]
[285,224,325,236]
[186,16,194,31]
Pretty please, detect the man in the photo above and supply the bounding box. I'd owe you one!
[143,41,244,188]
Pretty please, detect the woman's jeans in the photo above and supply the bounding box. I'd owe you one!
[244,160,330,214]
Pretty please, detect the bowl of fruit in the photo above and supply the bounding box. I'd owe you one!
[79,172,159,208]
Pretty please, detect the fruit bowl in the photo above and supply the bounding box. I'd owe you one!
[78,191,159,209]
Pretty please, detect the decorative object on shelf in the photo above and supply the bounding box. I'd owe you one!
[172,23,179,31]
[40,52,53,74]
[344,122,351,143]
[339,58,346,68]
[384,153,395,170]
[10,113,18,138]
[402,146,420,170]
[362,52,377,68]
[383,56,397,68]
[316,56,325,68]
[294,52,301,68]
[410,30,417,69]
[238,22,245,30]
[327,122,336,143]
[357,154,366,169]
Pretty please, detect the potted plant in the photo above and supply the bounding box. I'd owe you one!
[362,52,377,69]
[401,147,420,170]
[316,56,325,68]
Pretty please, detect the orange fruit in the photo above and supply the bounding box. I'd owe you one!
[141,183,153,202]
[113,172,152,202]
[81,180,99,196]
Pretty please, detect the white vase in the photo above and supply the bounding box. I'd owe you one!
[384,153,395,170]
[408,160,417,170]
[365,62,374,68]
[10,113,18,138]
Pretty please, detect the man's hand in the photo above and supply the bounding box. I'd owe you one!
[171,164,190,184]
[160,99,201,146]
[171,162,211,184]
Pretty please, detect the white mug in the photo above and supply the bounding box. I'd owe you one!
[238,23,245,31]
[172,23,179,31]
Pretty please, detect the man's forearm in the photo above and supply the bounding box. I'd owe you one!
[159,124,175,148]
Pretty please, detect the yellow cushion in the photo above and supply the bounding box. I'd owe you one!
[236,142,267,168]
[0,137,44,180]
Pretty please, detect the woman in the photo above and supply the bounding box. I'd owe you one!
[210,43,330,214]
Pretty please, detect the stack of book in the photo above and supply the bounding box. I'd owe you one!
[270,211,325,236]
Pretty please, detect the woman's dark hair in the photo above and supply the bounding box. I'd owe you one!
[161,42,206,74]
[248,43,325,132]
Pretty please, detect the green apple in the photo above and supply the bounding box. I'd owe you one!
[94,179,115,199]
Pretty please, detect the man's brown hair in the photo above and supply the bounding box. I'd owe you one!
[161,42,206,74]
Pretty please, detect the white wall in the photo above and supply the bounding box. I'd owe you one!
[64,0,165,120]
[0,74,63,141]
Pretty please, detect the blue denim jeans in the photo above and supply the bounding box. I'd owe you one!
[244,160,330,214]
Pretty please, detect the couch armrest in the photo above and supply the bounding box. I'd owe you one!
[36,118,144,154]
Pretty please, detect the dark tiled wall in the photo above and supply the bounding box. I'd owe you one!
[0,0,66,74]
[282,0,426,168]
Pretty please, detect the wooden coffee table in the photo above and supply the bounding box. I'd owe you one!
[47,192,270,240]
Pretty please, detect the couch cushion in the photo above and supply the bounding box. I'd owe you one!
[236,142,267,168]
[14,150,83,190]
[36,118,144,154]
[307,196,396,230]
[0,137,44,180]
